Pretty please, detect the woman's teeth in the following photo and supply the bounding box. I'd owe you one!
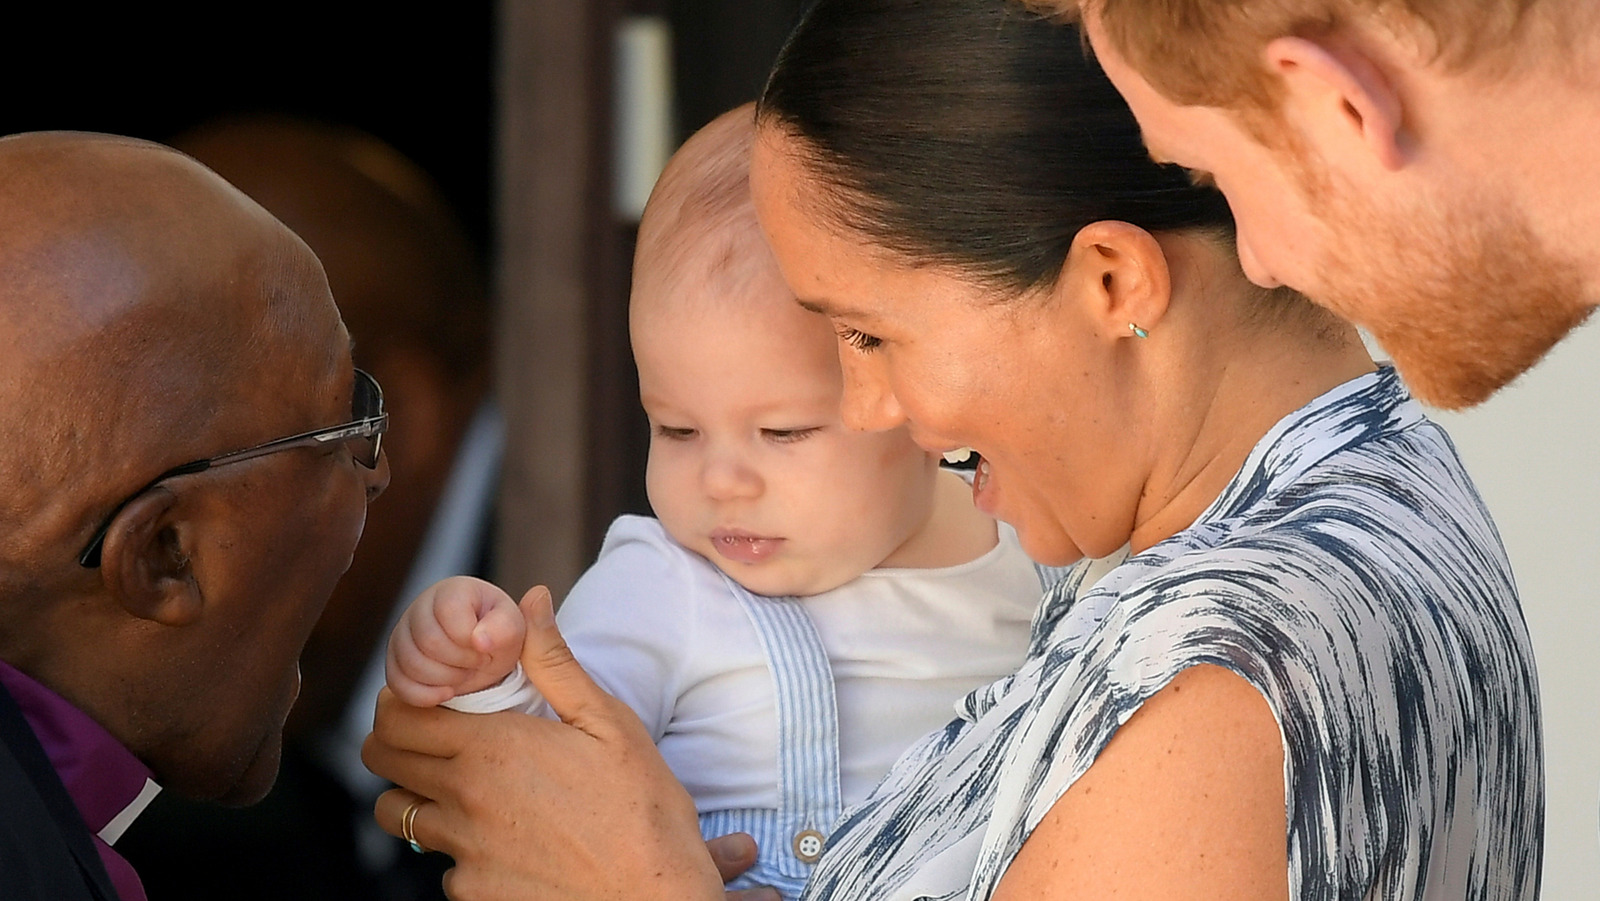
[942,447,974,464]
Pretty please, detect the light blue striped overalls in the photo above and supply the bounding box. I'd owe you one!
[699,573,842,900]
[701,562,1070,899]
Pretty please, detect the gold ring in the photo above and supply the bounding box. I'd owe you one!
[401,798,427,854]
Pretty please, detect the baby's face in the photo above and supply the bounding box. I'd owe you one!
[636,281,938,597]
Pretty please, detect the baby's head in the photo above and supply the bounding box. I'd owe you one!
[631,104,939,597]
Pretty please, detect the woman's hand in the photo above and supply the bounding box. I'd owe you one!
[705,834,781,901]
[363,586,730,901]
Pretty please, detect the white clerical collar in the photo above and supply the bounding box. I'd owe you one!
[99,777,161,845]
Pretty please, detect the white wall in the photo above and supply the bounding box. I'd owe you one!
[1426,323,1600,897]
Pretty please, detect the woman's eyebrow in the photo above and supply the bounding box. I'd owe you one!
[797,297,871,319]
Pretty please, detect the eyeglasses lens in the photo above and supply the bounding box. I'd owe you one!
[352,370,385,469]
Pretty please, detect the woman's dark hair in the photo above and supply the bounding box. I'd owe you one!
[757,0,1238,294]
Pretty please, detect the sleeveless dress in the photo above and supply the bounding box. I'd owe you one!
[802,367,1543,901]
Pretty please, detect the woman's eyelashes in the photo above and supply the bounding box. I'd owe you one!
[835,324,883,353]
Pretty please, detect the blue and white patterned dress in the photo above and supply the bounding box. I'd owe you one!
[802,367,1543,901]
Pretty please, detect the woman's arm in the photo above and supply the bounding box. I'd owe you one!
[992,665,1289,901]
[361,589,733,901]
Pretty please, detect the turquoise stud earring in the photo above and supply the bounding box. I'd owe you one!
[1128,322,1150,339]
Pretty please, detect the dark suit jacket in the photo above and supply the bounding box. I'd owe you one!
[0,680,119,901]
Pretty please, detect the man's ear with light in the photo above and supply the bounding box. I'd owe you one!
[98,488,204,627]
[1264,35,1408,172]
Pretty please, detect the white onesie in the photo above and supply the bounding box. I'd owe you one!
[452,512,1043,897]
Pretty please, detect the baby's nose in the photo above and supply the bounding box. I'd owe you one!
[702,451,763,499]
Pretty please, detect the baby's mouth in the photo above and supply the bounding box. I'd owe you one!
[711,531,784,564]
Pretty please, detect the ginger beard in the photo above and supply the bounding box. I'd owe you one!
[1298,156,1593,409]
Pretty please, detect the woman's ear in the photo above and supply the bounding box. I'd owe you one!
[98,488,203,627]
[1264,35,1407,171]
[1059,220,1172,340]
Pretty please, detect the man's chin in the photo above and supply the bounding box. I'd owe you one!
[1374,302,1594,410]
[219,733,285,807]
[164,730,285,808]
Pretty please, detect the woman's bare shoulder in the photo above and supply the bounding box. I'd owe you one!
[993,664,1288,901]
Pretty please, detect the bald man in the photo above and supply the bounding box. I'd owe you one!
[1052,0,1600,410]
[169,116,492,751]
[116,118,493,901]
[0,132,389,901]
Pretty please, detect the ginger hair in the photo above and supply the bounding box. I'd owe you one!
[1048,0,1581,112]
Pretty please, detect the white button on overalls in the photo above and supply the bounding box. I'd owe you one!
[793,829,826,864]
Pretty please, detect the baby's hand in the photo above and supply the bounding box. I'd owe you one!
[386,576,528,707]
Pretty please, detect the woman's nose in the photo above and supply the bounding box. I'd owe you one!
[839,354,907,432]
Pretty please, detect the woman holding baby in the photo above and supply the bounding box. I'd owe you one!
[363,1,1542,899]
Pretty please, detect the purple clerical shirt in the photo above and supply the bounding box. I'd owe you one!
[0,660,157,901]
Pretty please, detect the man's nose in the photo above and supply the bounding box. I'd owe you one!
[364,450,392,502]
[1236,234,1283,290]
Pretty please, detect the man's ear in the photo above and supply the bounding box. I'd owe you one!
[1264,35,1407,171]
[1058,220,1173,341]
[98,488,203,626]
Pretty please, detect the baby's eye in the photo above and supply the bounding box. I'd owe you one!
[762,427,821,444]
[653,424,697,441]
[835,325,882,353]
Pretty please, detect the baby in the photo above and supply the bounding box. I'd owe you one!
[386,105,1043,898]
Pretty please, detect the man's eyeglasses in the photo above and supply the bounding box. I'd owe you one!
[78,368,388,568]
